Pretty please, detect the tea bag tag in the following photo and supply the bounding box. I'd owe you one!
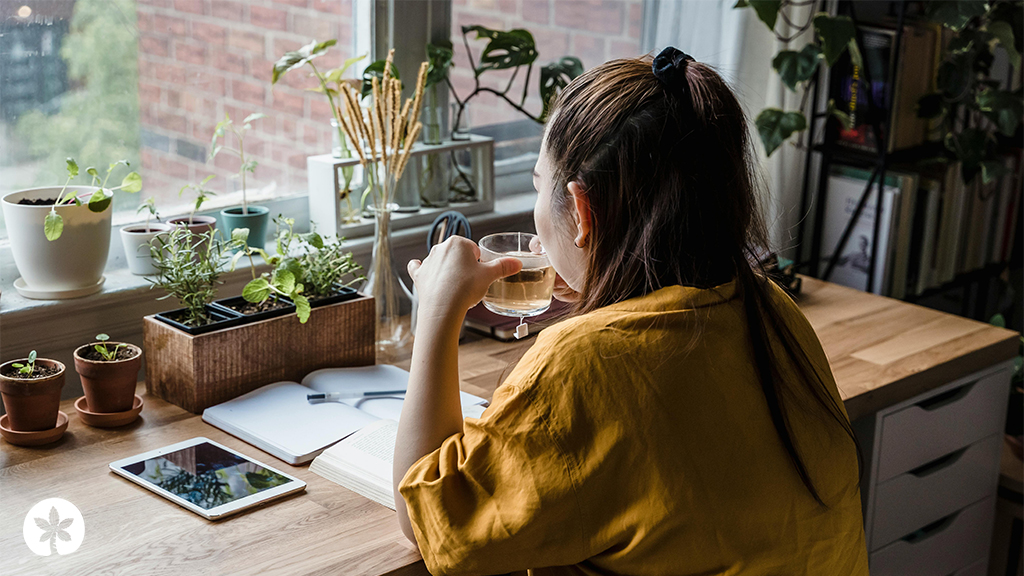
[515,319,528,340]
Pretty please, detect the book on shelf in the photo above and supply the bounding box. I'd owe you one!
[911,176,943,295]
[202,365,488,465]
[829,23,937,154]
[821,167,901,295]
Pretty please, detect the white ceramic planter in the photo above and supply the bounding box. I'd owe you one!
[120,222,173,275]
[2,186,112,299]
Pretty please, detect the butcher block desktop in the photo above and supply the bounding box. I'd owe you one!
[0,278,1017,576]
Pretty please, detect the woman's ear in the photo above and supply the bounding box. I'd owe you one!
[567,181,591,249]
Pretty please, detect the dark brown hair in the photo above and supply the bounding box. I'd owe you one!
[544,55,858,505]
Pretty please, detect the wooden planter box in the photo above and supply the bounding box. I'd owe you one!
[143,295,375,414]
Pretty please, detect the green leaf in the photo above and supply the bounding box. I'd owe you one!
[86,167,99,179]
[44,212,64,241]
[94,344,112,360]
[756,108,807,156]
[826,99,854,130]
[87,189,112,213]
[945,128,992,184]
[426,41,454,88]
[274,269,296,294]
[926,1,989,32]
[66,158,79,178]
[772,44,821,91]
[733,0,749,7]
[360,59,402,98]
[272,39,337,84]
[201,174,215,186]
[748,0,781,31]
[540,57,584,121]
[936,52,974,99]
[120,171,143,193]
[243,278,272,303]
[988,20,1021,68]
[847,38,863,70]
[12,363,23,369]
[96,333,110,341]
[977,89,1023,137]
[243,113,266,126]
[323,54,367,86]
[242,159,258,174]
[301,232,324,250]
[463,26,538,76]
[231,227,250,244]
[28,351,36,363]
[981,160,1010,184]
[295,295,311,324]
[814,14,856,67]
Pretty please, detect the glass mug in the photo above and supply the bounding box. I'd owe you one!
[479,232,557,317]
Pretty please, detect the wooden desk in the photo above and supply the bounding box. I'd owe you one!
[1,278,1017,575]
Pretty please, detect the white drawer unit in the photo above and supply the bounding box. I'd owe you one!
[876,370,1008,482]
[870,434,1003,549]
[869,497,996,576]
[853,362,1013,574]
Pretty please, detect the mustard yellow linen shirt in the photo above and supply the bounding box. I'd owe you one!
[399,280,869,576]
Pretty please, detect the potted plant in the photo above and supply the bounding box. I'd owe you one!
[0,351,66,432]
[169,174,217,236]
[211,113,272,249]
[1,158,142,299]
[121,197,172,276]
[277,217,363,307]
[148,227,241,335]
[73,334,142,414]
[209,227,309,323]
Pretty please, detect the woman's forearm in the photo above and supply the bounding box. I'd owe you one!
[393,310,466,543]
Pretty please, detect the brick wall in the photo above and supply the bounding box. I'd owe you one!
[136,0,355,211]
[451,0,643,128]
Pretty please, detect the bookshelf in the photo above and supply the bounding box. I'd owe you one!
[795,0,1023,326]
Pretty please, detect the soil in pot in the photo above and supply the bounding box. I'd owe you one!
[155,306,243,335]
[307,285,360,308]
[75,343,142,414]
[0,359,65,432]
[224,298,291,315]
[16,198,58,206]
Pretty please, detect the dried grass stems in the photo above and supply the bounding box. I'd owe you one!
[335,49,428,210]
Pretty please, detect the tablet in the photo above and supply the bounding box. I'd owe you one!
[110,437,306,520]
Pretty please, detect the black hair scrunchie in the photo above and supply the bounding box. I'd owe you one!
[652,46,695,106]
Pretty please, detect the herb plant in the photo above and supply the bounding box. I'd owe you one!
[92,334,127,361]
[149,227,226,327]
[229,228,312,323]
[11,351,37,376]
[209,113,265,214]
[136,197,161,230]
[179,175,216,225]
[272,40,366,210]
[45,158,143,241]
[272,217,363,298]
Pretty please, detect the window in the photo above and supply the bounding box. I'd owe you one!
[0,0,362,237]
[449,0,644,174]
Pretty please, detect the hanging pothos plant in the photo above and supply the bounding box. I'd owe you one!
[736,0,1023,185]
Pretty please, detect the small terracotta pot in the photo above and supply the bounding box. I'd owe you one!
[74,342,142,413]
[0,358,65,431]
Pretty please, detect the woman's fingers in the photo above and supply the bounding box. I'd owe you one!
[483,256,523,281]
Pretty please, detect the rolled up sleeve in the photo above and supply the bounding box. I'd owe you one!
[398,383,586,576]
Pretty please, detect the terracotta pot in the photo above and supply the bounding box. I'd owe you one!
[74,342,142,413]
[0,358,65,431]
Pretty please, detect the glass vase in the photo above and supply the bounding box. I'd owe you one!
[363,202,414,363]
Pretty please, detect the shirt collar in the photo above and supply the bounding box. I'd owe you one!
[601,279,739,313]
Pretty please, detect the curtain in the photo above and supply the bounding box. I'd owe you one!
[642,0,817,258]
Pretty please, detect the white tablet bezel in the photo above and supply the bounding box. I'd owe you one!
[109,436,306,520]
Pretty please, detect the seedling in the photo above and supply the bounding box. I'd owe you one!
[209,113,264,215]
[45,158,143,241]
[93,334,127,361]
[136,197,161,230]
[229,228,312,323]
[11,351,37,376]
[179,175,216,225]
[149,227,226,327]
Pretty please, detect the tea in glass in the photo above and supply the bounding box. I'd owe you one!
[479,232,555,317]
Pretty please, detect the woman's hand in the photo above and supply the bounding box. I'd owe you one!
[408,236,523,322]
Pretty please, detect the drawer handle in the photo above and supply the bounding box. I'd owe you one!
[901,510,960,544]
[908,447,968,478]
[915,382,975,411]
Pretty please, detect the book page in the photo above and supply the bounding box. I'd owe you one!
[325,419,398,481]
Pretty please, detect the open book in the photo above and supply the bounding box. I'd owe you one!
[310,419,401,509]
[202,365,487,465]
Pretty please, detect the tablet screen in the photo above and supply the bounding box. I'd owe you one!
[119,441,293,510]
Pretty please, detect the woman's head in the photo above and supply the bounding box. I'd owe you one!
[533,51,767,313]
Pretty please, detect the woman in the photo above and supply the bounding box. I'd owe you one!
[393,48,868,576]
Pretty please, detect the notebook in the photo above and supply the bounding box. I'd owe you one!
[202,365,488,465]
